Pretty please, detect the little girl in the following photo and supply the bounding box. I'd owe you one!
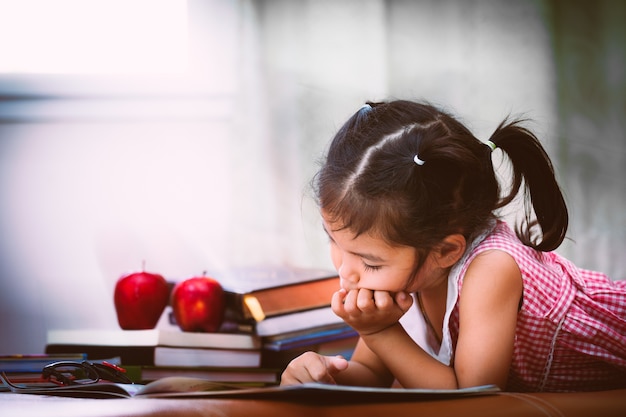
[281,100,626,392]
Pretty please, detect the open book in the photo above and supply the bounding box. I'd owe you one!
[1,374,500,403]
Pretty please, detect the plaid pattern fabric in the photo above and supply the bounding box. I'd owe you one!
[449,221,626,392]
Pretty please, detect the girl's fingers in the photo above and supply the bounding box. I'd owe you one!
[342,289,360,313]
[395,291,413,311]
[373,290,394,309]
[333,289,413,322]
[281,352,344,386]
[331,288,347,316]
[356,288,376,311]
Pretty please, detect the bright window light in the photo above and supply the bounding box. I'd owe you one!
[0,0,188,75]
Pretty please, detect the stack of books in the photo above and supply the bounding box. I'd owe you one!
[46,328,277,384]
[218,266,344,335]
[215,266,358,368]
[45,266,358,385]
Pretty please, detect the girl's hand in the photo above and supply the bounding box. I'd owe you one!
[332,288,413,336]
[280,352,349,386]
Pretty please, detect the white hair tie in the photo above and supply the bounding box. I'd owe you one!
[413,154,425,166]
[485,140,497,151]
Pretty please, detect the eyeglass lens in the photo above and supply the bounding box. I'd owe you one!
[43,362,100,385]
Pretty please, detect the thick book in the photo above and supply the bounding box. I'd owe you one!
[253,306,344,337]
[47,329,260,350]
[213,266,339,322]
[153,346,261,368]
[46,329,260,366]
[0,373,500,402]
[44,345,261,369]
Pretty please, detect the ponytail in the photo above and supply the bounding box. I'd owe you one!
[488,120,568,252]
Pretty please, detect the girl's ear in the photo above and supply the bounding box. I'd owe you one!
[436,234,466,268]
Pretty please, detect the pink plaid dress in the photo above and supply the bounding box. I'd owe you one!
[449,221,626,392]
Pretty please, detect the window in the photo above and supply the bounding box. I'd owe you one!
[0,0,237,97]
[0,0,188,75]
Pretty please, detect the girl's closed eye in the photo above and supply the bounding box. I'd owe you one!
[363,262,382,272]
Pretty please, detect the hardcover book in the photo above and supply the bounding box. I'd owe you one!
[153,346,261,368]
[47,329,260,349]
[213,266,339,322]
[253,306,344,337]
[46,329,260,367]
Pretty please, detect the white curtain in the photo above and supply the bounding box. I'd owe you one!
[0,0,623,355]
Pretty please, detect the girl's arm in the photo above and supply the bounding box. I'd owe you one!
[453,249,522,388]
[350,250,523,389]
[359,323,460,388]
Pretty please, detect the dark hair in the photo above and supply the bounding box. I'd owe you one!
[314,100,568,269]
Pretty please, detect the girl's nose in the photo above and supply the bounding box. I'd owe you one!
[338,262,359,287]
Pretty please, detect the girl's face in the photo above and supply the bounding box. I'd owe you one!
[322,212,431,293]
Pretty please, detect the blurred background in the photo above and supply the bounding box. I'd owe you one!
[0,0,624,354]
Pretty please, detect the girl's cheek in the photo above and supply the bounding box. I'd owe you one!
[359,274,407,293]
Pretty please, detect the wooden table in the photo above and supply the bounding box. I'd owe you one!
[1,388,626,417]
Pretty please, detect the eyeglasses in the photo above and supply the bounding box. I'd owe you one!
[42,360,133,385]
[1,360,133,392]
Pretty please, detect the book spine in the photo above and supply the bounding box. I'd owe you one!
[224,292,253,321]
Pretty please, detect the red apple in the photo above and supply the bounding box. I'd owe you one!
[114,270,169,330]
[171,275,225,332]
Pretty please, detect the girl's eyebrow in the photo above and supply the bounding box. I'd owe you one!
[354,251,386,263]
[322,224,386,263]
